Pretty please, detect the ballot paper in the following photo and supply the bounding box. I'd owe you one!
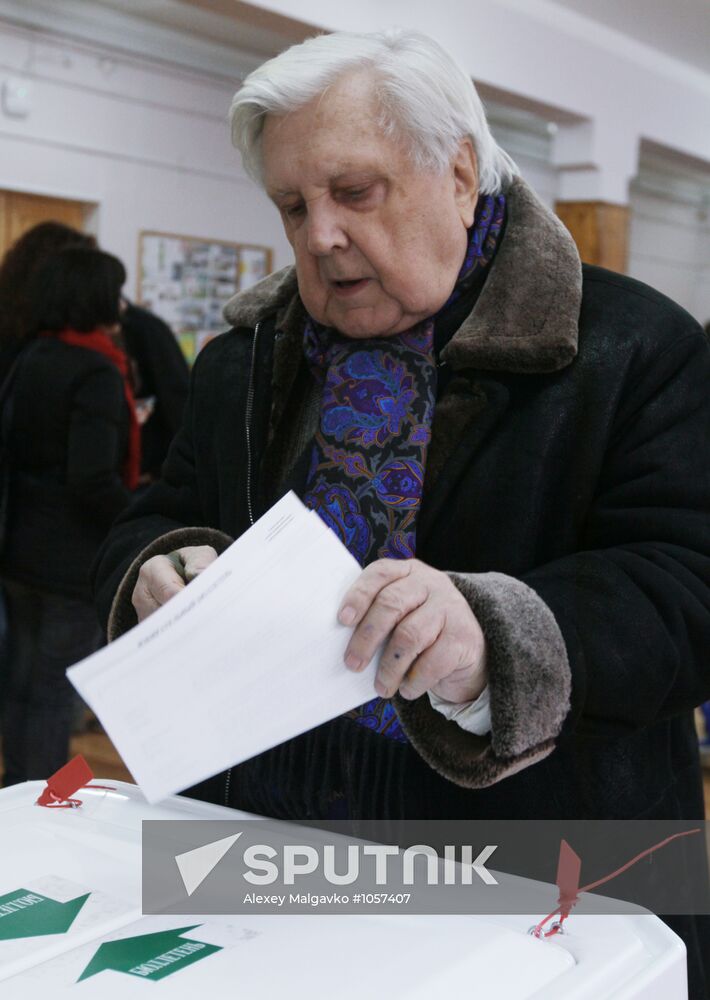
[68,492,378,803]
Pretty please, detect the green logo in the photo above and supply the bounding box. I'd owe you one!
[79,925,221,982]
[0,889,88,940]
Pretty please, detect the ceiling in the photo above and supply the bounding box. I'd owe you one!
[546,0,710,75]
[4,0,709,81]
[90,0,307,59]
[130,0,710,77]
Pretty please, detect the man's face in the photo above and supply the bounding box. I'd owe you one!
[262,72,478,339]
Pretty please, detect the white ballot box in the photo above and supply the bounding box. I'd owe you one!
[0,781,687,999]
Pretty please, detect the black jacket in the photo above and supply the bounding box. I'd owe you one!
[95,178,710,818]
[1,337,131,599]
[93,179,710,991]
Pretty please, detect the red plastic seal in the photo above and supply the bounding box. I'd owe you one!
[36,755,95,808]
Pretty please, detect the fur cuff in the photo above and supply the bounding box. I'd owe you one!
[394,571,570,788]
[107,527,233,641]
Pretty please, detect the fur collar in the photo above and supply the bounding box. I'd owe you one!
[223,176,582,373]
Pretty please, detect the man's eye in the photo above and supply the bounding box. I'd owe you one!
[283,203,305,219]
[341,187,370,202]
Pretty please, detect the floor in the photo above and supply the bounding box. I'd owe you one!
[73,726,710,814]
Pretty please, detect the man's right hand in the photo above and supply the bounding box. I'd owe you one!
[132,545,218,622]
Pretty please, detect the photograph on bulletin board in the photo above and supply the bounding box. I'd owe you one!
[137,231,272,364]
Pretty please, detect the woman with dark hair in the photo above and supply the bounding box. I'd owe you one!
[0,222,95,746]
[0,245,135,785]
[0,222,95,372]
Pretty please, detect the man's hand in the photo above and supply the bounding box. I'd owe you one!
[338,559,487,703]
[132,545,218,622]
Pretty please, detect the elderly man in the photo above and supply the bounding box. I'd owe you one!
[93,30,710,993]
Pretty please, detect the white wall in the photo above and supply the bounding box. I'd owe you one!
[0,19,294,296]
[488,113,710,325]
[486,117,557,210]
[628,189,710,325]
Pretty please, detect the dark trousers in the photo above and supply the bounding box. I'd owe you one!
[0,580,101,786]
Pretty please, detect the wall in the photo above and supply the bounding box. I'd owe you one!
[494,119,710,324]
[486,116,557,211]
[0,18,294,296]
[2,6,709,325]
[629,187,710,326]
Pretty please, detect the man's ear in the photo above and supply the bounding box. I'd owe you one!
[453,139,479,228]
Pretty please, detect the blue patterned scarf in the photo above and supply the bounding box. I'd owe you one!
[302,194,505,741]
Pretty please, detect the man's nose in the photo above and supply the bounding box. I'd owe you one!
[306,203,349,256]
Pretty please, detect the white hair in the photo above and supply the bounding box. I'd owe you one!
[230,28,518,194]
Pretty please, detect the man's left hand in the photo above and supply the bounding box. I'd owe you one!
[338,559,487,703]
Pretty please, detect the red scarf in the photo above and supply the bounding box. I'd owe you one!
[41,328,141,490]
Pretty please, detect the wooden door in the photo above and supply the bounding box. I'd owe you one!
[0,191,88,260]
[555,200,629,273]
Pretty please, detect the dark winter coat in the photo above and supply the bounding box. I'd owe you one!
[95,176,710,815]
[92,178,710,990]
[1,337,131,599]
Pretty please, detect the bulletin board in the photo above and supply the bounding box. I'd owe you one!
[137,230,272,364]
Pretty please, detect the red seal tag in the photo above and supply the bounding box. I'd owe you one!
[36,755,95,808]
